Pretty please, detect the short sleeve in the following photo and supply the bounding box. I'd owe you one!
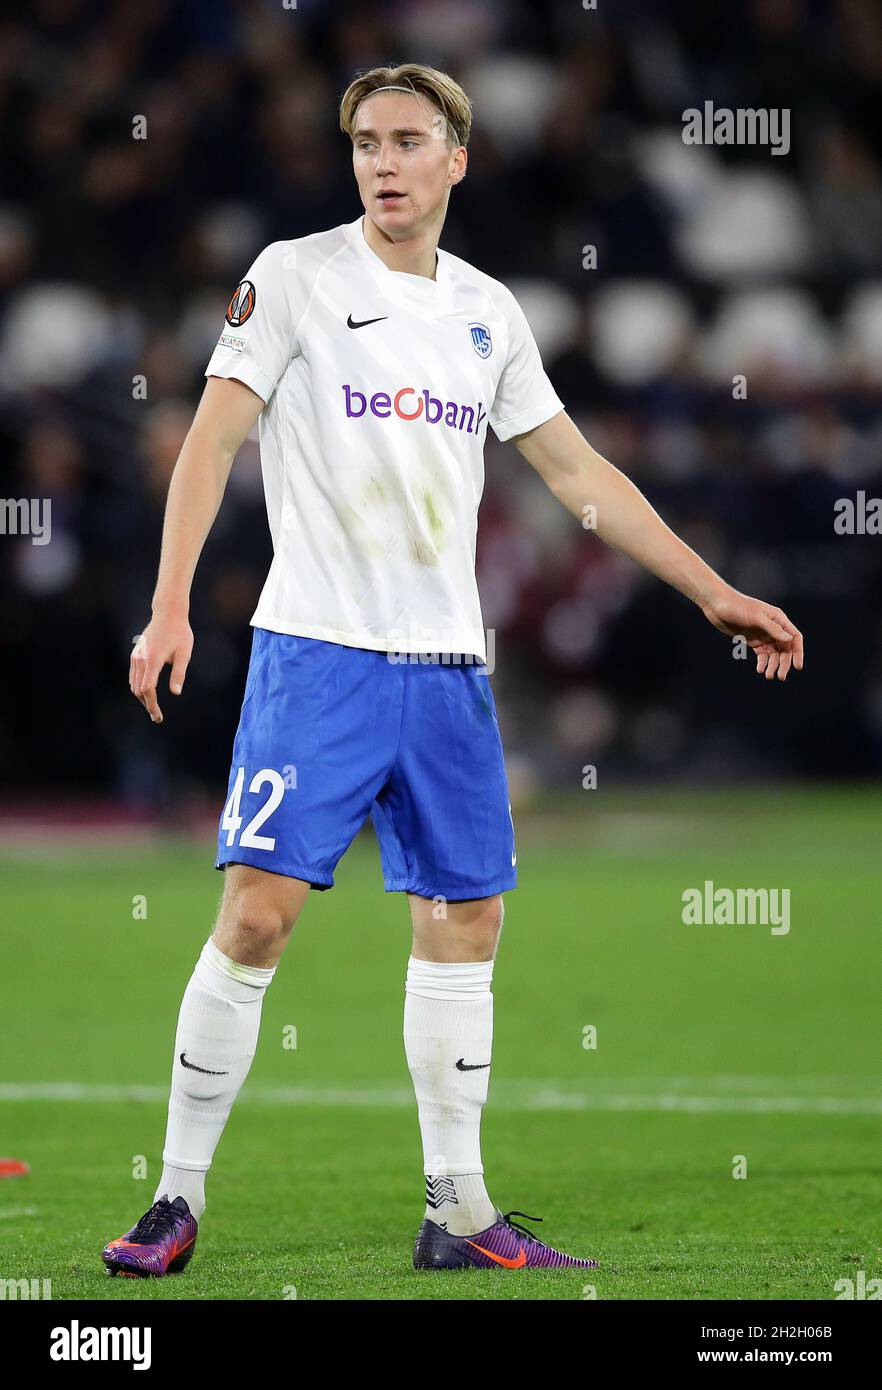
[489,294,564,442]
[204,242,300,404]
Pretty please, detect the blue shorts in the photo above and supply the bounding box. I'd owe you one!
[216,628,517,900]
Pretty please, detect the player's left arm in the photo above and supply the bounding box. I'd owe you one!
[513,409,804,681]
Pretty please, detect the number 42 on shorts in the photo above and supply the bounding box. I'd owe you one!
[221,766,285,851]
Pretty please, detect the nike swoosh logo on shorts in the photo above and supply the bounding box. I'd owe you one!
[347,314,388,329]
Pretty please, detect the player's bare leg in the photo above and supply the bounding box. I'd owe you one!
[213,862,310,966]
[410,892,503,963]
[406,891,598,1270]
[102,865,307,1276]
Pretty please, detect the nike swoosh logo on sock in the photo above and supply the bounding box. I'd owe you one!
[464,1239,526,1268]
[456,1058,490,1071]
[179,1052,228,1076]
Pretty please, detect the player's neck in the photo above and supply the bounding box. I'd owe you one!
[361,215,441,281]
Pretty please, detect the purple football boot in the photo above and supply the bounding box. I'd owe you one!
[102,1196,198,1278]
[413,1209,600,1270]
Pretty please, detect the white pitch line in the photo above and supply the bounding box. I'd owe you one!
[1,1081,881,1116]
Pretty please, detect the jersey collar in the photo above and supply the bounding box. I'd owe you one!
[344,216,454,317]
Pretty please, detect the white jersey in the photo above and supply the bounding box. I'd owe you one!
[205,216,563,661]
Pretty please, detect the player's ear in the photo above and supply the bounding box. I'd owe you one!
[449,148,467,186]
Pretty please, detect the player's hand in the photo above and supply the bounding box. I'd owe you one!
[130,610,194,723]
[699,586,804,681]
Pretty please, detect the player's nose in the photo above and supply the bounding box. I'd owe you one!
[375,143,398,173]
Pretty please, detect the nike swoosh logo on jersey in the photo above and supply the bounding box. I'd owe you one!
[464,1239,526,1268]
[179,1052,228,1076]
[347,314,388,329]
[456,1058,491,1071]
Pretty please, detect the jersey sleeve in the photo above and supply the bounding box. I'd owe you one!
[204,242,301,404]
[488,293,564,442]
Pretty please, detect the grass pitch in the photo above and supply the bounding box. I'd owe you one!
[1,788,880,1300]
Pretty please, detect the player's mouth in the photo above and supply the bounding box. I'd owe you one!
[376,190,406,206]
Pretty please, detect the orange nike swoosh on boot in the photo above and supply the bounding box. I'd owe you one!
[464,1239,527,1268]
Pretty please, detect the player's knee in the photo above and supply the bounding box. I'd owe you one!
[416,893,504,961]
[219,867,301,953]
[469,895,504,954]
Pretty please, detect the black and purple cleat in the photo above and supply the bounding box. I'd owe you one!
[102,1196,198,1278]
[413,1209,600,1270]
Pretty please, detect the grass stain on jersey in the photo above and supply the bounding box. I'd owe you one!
[423,490,444,547]
[364,475,387,503]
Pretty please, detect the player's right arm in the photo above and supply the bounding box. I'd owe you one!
[130,376,264,724]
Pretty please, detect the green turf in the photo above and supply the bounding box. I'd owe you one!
[1,787,880,1300]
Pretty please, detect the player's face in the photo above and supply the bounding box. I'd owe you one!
[352,91,466,240]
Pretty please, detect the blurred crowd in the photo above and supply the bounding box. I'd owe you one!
[2,0,882,810]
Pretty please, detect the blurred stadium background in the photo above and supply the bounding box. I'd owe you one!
[1,0,882,1304]
[2,0,881,816]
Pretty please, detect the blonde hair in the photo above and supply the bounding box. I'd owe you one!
[339,63,472,148]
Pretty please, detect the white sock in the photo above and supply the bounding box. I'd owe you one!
[404,956,498,1236]
[153,938,276,1220]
